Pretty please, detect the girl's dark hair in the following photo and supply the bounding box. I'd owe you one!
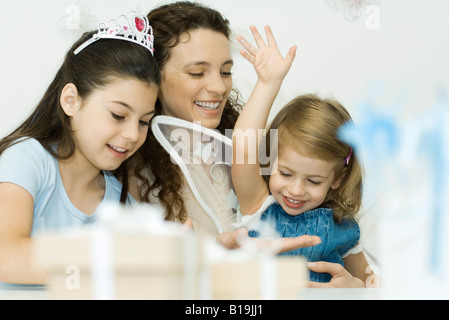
[0,31,161,202]
[133,1,242,222]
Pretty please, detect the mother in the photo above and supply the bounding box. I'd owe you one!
[128,1,242,237]
[130,1,318,252]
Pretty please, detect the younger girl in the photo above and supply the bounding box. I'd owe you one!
[0,11,160,284]
[233,26,370,285]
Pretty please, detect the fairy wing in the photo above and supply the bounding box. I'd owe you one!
[151,116,239,234]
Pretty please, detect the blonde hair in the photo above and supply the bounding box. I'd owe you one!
[263,94,363,223]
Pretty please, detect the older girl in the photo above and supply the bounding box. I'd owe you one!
[0,10,160,284]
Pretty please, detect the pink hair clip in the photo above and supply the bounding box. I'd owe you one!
[344,148,353,166]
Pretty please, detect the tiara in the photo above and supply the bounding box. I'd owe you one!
[74,10,154,55]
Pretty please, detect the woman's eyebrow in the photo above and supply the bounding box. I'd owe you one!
[184,59,234,68]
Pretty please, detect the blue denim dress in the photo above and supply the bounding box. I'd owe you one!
[248,202,360,283]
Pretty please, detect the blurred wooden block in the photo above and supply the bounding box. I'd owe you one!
[33,231,198,300]
[211,256,307,300]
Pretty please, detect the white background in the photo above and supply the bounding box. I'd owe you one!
[2,0,448,135]
[1,0,449,269]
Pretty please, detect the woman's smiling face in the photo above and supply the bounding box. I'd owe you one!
[158,28,233,129]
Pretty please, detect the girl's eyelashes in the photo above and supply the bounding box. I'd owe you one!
[279,170,322,185]
[111,112,124,121]
[139,120,151,127]
[112,113,151,127]
[188,71,233,78]
[279,171,292,177]
[188,72,203,78]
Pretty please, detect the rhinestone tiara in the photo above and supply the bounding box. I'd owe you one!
[74,9,154,56]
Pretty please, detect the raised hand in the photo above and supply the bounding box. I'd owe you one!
[238,25,297,85]
[232,26,297,218]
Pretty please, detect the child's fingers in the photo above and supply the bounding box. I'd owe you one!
[237,35,258,58]
[307,261,344,276]
[284,45,298,67]
[240,49,255,64]
[249,25,267,49]
[277,235,321,254]
[264,25,278,49]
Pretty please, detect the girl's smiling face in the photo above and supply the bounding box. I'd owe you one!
[64,76,158,171]
[269,146,344,216]
[158,28,233,129]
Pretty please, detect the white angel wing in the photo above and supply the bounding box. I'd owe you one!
[151,116,239,233]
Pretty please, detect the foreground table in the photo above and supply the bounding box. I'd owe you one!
[0,284,382,300]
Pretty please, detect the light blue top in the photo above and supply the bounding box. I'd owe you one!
[0,138,135,236]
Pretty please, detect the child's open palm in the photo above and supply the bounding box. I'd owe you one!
[238,25,297,85]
